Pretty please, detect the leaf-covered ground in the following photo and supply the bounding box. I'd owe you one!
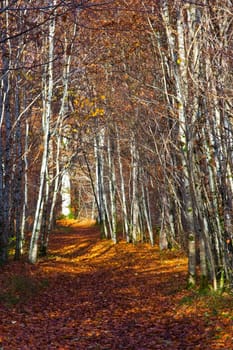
[0,219,233,349]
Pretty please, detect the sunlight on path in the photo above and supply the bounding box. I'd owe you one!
[1,219,232,350]
[56,217,96,229]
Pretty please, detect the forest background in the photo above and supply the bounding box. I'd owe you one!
[0,0,233,291]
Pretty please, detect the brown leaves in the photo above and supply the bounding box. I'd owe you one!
[0,219,232,349]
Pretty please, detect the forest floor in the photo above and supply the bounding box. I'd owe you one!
[0,219,233,350]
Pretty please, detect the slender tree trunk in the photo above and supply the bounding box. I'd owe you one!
[107,131,117,243]
[140,169,154,246]
[160,0,197,285]
[130,134,140,243]
[0,0,11,263]
[116,126,130,242]
[47,24,77,237]
[20,116,29,250]
[61,168,71,216]
[14,72,24,260]
[94,127,107,237]
[29,6,56,263]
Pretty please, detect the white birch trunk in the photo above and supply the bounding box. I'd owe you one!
[140,170,154,246]
[49,24,76,227]
[0,0,11,263]
[13,72,24,260]
[130,135,139,243]
[29,4,56,263]
[116,126,130,242]
[20,117,29,251]
[61,170,71,216]
[94,127,108,237]
[161,1,197,285]
[107,132,117,243]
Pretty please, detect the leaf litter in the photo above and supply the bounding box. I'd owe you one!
[0,219,232,349]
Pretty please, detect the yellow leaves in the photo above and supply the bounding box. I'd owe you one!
[73,94,105,119]
[134,41,140,48]
[91,108,104,117]
[27,74,34,81]
[73,96,92,109]
[177,57,187,66]
[22,71,34,81]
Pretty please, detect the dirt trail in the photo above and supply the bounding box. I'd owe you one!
[0,219,232,349]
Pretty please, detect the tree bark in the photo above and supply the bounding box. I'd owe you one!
[29,4,56,263]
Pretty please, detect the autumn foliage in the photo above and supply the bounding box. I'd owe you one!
[0,220,232,349]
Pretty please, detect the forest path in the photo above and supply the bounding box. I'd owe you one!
[0,219,232,349]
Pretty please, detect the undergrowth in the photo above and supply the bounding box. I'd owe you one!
[0,275,49,307]
[179,286,233,319]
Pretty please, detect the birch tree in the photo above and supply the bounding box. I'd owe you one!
[29,2,56,263]
[0,0,12,263]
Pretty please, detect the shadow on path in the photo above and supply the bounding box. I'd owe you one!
[0,219,232,349]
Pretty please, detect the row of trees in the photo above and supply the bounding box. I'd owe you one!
[0,0,232,290]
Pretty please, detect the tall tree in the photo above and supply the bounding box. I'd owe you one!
[29,1,56,263]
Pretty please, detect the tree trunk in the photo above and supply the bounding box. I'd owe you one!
[94,127,107,237]
[29,5,56,263]
[107,131,117,243]
[0,1,11,263]
[116,126,130,242]
[130,134,140,243]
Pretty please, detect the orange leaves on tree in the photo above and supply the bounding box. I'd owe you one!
[73,95,105,122]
